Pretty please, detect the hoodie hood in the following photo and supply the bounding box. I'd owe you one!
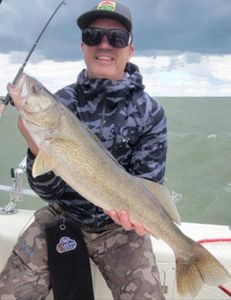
[77,62,145,104]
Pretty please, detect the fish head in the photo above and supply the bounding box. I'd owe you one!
[15,73,60,129]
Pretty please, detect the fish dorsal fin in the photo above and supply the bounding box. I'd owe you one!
[138,178,181,225]
[32,151,54,178]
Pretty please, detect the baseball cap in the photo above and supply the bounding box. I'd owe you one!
[77,1,132,32]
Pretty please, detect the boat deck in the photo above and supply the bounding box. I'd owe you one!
[0,209,230,299]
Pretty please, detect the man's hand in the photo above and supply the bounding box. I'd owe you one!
[104,209,145,236]
[7,83,39,156]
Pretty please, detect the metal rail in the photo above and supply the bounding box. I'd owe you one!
[0,156,38,215]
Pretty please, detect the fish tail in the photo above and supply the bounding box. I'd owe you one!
[176,241,231,297]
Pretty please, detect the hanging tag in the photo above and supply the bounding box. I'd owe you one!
[59,210,66,231]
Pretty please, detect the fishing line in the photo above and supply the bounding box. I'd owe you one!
[0,0,66,120]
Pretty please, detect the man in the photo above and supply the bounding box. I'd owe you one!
[0,1,167,299]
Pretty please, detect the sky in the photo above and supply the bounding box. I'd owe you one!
[0,0,231,96]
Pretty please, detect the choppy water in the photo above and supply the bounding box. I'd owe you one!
[0,98,230,225]
[158,97,231,226]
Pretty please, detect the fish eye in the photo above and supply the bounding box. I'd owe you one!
[32,84,43,94]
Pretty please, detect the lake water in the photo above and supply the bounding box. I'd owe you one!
[0,97,230,226]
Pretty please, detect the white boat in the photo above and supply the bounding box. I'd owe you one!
[0,158,231,299]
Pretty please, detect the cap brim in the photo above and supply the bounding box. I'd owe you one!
[77,10,132,32]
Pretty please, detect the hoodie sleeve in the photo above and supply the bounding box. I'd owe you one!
[128,95,167,184]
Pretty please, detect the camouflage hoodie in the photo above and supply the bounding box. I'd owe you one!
[26,62,167,228]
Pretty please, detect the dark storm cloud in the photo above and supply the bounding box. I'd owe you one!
[0,0,231,61]
[133,0,231,54]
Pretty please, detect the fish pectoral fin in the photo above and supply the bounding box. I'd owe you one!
[137,178,181,225]
[32,151,54,177]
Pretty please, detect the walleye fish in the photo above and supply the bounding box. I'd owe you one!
[10,73,230,297]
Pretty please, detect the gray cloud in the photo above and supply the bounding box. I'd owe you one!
[0,0,231,61]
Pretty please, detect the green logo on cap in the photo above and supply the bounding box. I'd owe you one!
[97,1,116,11]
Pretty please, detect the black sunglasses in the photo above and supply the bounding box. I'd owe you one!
[82,27,132,49]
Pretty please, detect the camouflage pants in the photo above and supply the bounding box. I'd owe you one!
[0,205,165,300]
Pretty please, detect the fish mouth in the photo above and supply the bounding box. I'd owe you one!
[15,73,30,98]
[15,73,26,89]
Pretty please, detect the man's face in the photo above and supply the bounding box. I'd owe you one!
[81,18,134,80]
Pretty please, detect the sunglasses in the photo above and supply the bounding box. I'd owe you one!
[82,27,132,49]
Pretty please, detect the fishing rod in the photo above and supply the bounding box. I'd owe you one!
[0,0,66,120]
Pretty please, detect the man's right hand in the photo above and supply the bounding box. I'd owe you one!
[7,83,39,156]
